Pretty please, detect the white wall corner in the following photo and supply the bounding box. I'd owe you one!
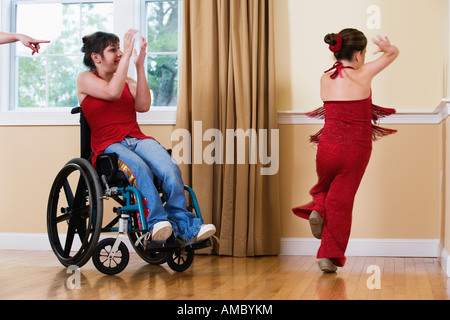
[440,245,450,277]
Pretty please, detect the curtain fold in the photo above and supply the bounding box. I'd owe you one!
[176,0,280,257]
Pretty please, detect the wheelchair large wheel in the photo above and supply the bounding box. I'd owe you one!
[47,158,103,268]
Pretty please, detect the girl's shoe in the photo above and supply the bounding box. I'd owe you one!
[185,224,216,245]
[318,258,337,273]
[309,210,323,239]
[186,224,216,245]
[195,224,216,242]
[150,221,173,242]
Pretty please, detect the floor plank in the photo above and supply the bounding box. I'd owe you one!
[0,250,449,300]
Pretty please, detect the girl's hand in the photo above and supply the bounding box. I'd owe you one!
[372,35,393,54]
[134,36,147,68]
[123,29,138,58]
[361,35,399,79]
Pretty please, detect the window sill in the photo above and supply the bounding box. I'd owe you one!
[0,107,177,126]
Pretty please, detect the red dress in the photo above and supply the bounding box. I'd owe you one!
[292,63,397,267]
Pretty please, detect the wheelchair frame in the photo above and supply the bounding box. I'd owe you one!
[47,107,211,275]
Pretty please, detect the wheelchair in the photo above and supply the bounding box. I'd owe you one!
[47,107,211,275]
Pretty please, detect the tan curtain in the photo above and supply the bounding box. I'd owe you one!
[175,0,280,257]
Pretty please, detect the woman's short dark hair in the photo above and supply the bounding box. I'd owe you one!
[81,31,120,71]
[324,28,367,61]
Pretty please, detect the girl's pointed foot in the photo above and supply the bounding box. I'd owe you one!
[318,258,337,273]
[309,210,323,239]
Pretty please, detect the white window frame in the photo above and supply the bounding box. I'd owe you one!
[0,0,177,126]
[141,0,181,110]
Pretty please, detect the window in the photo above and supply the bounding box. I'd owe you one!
[11,0,114,109]
[144,0,180,107]
[1,0,180,125]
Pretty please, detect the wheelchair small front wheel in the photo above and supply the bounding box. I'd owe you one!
[92,238,129,275]
[128,231,167,265]
[165,248,194,272]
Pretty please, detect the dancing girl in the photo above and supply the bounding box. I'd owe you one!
[292,28,399,272]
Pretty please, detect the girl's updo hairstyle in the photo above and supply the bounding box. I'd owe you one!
[81,31,120,71]
[324,28,367,61]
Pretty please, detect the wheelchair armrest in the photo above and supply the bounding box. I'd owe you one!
[71,106,81,114]
[97,153,119,183]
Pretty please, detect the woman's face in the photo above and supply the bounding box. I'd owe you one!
[96,43,123,73]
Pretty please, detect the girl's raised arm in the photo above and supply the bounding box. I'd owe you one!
[362,35,399,78]
[128,37,151,113]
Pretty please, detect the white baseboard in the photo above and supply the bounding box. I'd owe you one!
[0,233,51,251]
[0,232,136,252]
[280,237,441,258]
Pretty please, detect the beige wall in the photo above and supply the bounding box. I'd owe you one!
[274,0,448,111]
[279,123,442,240]
[273,0,448,247]
[0,0,449,258]
[0,122,443,242]
[0,125,173,234]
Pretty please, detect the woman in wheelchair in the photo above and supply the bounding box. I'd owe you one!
[76,29,216,245]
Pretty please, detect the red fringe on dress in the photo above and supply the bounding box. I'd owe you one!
[306,107,325,144]
[371,104,397,140]
[306,107,326,120]
[307,104,397,144]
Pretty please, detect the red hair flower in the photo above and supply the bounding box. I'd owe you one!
[329,34,343,53]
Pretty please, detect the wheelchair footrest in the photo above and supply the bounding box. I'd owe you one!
[186,238,212,251]
[145,235,181,252]
[145,236,212,253]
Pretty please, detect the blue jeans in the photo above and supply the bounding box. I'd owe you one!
[105,137,202,241]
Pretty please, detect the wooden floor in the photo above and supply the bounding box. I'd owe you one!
[1,250,450,300]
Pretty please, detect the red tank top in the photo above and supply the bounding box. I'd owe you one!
[81,74,152,166]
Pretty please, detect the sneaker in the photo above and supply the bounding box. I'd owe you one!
[150,221,172,242]
[194,224,216,242]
